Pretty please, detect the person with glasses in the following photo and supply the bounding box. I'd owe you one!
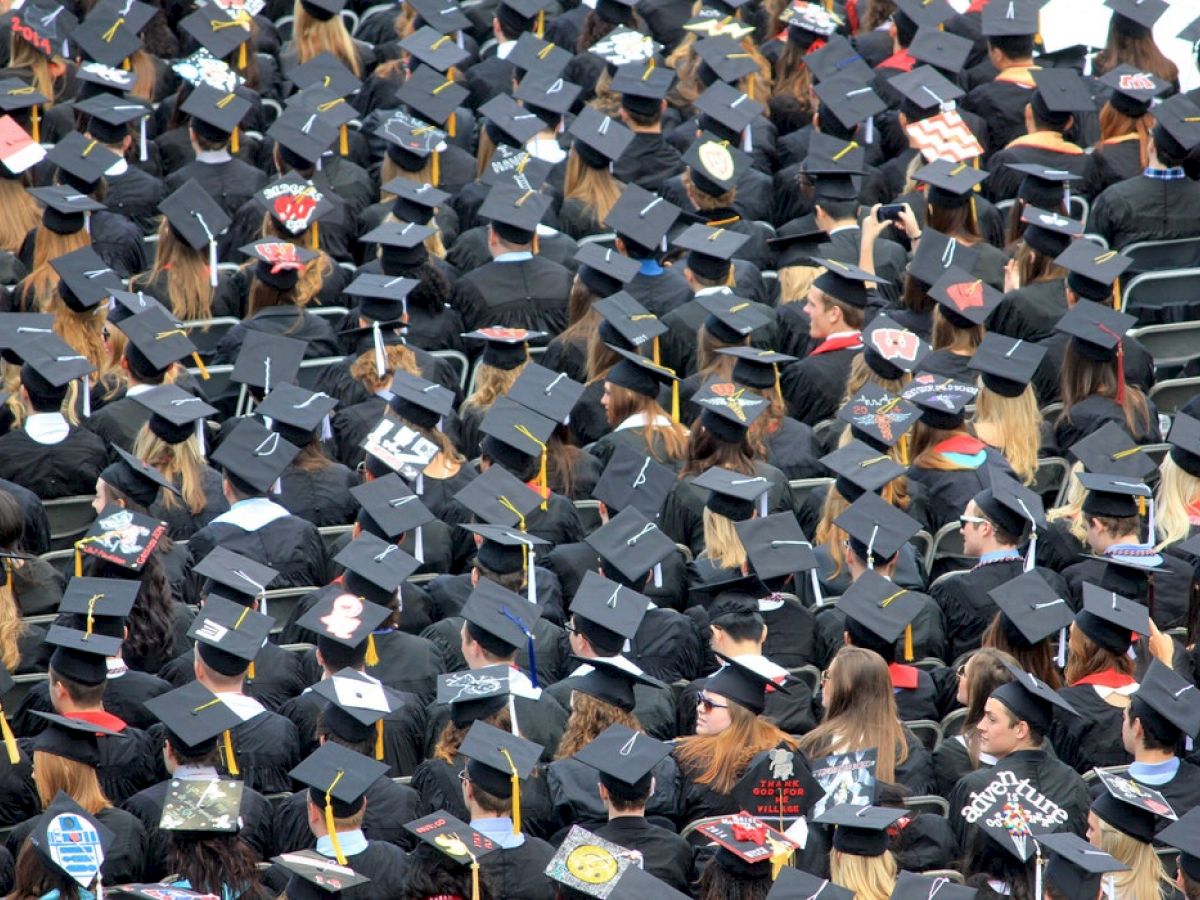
[673,654,800,824]
[931,647,1018,797]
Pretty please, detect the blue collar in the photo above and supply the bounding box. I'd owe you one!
[1144,166,1186,181]
[317,829,369,858]
[979,549,1021,564]
[494,251,533,263]
[637,258,663,275]
[471,816,525,849]
[1129,757,1180,785]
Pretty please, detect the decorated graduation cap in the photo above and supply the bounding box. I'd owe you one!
[820,438,905,502]
[610,58,675,117]
[404,811,497,900]
[240,239,319,292]
[814,803,906,857]
[592,443,674,518]
[809,257,882,309]
[10,1,76,59]
[29,792,112,893]
[144,680,242,761]
[568,105,634,170]
[568,656,660,712]
[691,378,770,444]
[902,375,977,430]
[464,326,543,370]
[31,711,120,766]
[273,849,371,899]
[1055,238,1132,304]
[1091,768,1175,844]
[837,568,924,661]
[158,178,229,286]
[910,235,981,297]
[696,811,800,879]
[1158,806,1200,884]
[704,652,790,715]
[211,417,300,494]
[437,666,512,729]
[229,329,306,393]
[291,742,388,864]
[1099,64,1166,118]
[1075,581,1150,653]
[460,720,542,832]
[543,825,641,897]
[861,316,929,383]
[1020,206,1083,258]
[0,115,43,176]
[683,132,748,197]
[968,332,1046,397]
[605,182,681,255]
[835,490,921,569]
[1037,831,1129,900]
[159,776,244,835]
[309,667,407,760]
[570,569,648,649]
[780,0,841,42]
[991,661,1078,737]
[294,590,390,673]
[585,505,677,589]
[256,175,335,249]
[75,505,166,576]
[188,594,272,681]
[575,242,638,299]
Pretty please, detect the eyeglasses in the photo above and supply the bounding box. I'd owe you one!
[697,694,728,712]
[958,515,987,529]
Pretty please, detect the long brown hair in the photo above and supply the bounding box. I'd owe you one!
[432,705,511,763]
[799,647,910,782]
[1094,20,1178,83]
[1098,104,1151,170]
[167,832,269,900]
[8,840,84,900]
[910,422,973,471]
[0,178,39,254]
[679,421,756,478]
[980,613,1062,690]
[32,751,111,814]
[260,213,334,305]
[246,281,305,325]
[1064,623,1134,687]
[959,648,1017,768]
[556,692,640,759]
[563,148,622,226]
[1057,341,1151,439]
[928,202,982,245]
[931,307,983,354]
[131,219,214,322]
[603,382,688,463]
[559,277,602,350]
[8,37,61,102]
[674,699,797,794]
[16,227,90,312]
[291,2,361,76]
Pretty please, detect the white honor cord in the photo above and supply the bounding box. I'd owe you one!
[414,525,424,563]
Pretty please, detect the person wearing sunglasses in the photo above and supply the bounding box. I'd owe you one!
[673,654,799,825]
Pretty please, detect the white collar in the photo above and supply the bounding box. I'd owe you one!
[105,157,129,177]
[195,149,233,164]
[173,765,220,780]
[25,412,70,445]
[614,412,672,432]
[210,496,291,531]
[694,285,728,297]
[505,665,541,699]
[125,383,155,396]
[496,40,516,59]
[494,250,533,263]
[829,224,859,235]
[215,691,265,722]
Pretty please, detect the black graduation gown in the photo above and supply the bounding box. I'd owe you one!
[932,735,991,799]
[1082,137,1143,201]
[16,715,162,804]
[547,754,681,829]
[267,839,410,900]
[121,777,276,879]
[1062,553,1193,629]
[85,394,153,453]
[2,480,50,557]
[452,256,574,335]
[761,598,819,669]
[412,757,471,822]
[625,265,692,318]
[612,133,685,195]
[185,510,329,591]
[631,603,706,684]
[762,418,825,480]
[543,540,689,614]
[1050,683,1134,774]
[276,462,360,527]
[544,674,677,742]
[7,806,148,885]
[11,556,64,616]
[983,141,1089,204]
[156,642,307,713]
[426,569,565,626]
[916,350,976,384]
[220,708,301,794]
[0,424,107,499]
[164,156,269,219]
[0,750,41,827]
[948,749,1091,852]
[932,560,1071,662]
[660,461,796,558]
[1033,331,1155,405]
[104,164,167,235]
[148,467,230,542]
[989,278,1068,344]
[961,68,1044,157]
[422,611,569,687]
[363,630,444,703]
[780,346,862,426]
[280,686,427,777]
[212,307,342,364]
[272,775,422,854]
[1053,395,1159,455]
[1088,172,1200,253]
[594,817,695,894]
[477,836,557,900]
[891,813,960,873]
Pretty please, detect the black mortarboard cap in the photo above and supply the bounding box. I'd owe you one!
[75,94,148,145]
[585,506,676,585]
[401,25,469,72]
[387,369,455,428]
[805,34,874,83]
[31,712,120,766]
[889,64,963,112]
[268,106,338,166]
[513,69,581,119]
[705,653,791,715]
[592,443,674,518]
[309,667,407,744]
[479,93,546,147]
[145,681,243,751]
[100,443,181,509]
[1168,413,1200,478]
[691,465,771,521]
[115,306,200,373]
[605,344,679,400]
[194,546,277,605]
[50,245,122,312]
[1161,808,1200,883]
[568,656,660,712]
[610,60,675,117]
[693,33,759,83]
[913,158,988,209]
[1056,238,1132,302]
[692,377,771,443]
[575,242,638,297]
[460,719,542,798]
[461,578,539,654]
[570,569,648,641]
[181,83,250,135]
[29,186,104,235]
[767,869,855,900]
[1032,68,1094,117]
[980,0,1039,36]
[910,26,972,74]
[814,74,886,131]
[255,383,337,436]
[1069,420,1157,478]
[1076,581,1150,652]
[813,804,906,856]
[1099,64,1167,117]
[158,178,230,251]
[507,362,584,426]
[736,512,817,582]
[605,183,681,253]
[592,292,667,351]
[211,418,300,493]
[335,533,420,599]
[894,0,955,27]
[189,594,272,675]
[179,4,252,59]
[968,332,1046,396]
[396,65,465,127]
[453,464,542,528]
[230,332,306,391]
[837,568,925,648]
[1077,471,1151,519]
[292,742,387,815]
[720,346,796,390]
[989,570,1072,644]
[693,85,762,148]
[479,396,556,463]
[507,32,571,77]
[674,222,748,279]
[479,182,548,244]
[1020,205,1084,257]
[820,439,905,501]
[1038,831,1129,899]
[273,849,370,896]
[568,106,633,168]
[1134,659,1200,739]
[992,661,1078,736]
[574,722,671,786]
[19,332,95,389]
[46,625,121,684]
[810,257,882,309]
[1053,299,1134,362]
[835,491,921,565]
[1105,0,1167,29]
[351,473,433,539]
[912,238,983,297]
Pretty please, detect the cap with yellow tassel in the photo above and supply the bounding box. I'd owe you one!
[291,742,389,858]
[404,811,501,900]
[459,720,543,836]
[187,595,273,708]
[310,666,406,765]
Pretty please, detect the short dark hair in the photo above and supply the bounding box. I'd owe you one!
[600,771,652,811]
[988,34,1034,59]
[815,198,857,221]
[711,611,764,644]
[48,669,105,707]
[623,105,661,128]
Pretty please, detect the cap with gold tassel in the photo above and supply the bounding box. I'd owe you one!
[291,742,388,861]
[459,720,542,836]
[403,812,500,900]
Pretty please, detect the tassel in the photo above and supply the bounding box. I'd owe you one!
[223,729,239,775]
[123,57,130,70]
[310,221,320,251]
[85,593,98,638]
[83,375,91,418]
[671,381,679,423]
[372,321,385,379]
[904,624,913,662]
[1057,626,1067,667]
[339,125,348,157]
[238,41,247,70]
[74,546,83,577]
[652,337,660,365]
[470,861,480,900]
[447,113,456,139]
[375,720,384,760]
[500,747,522,834]
[366,633,379,666]
[0,707,17,764]
[325,773,347,864]
[208,240,218,288]
[774,364,782,405]
[1113,277,1122,312]
[138,118,147,162]
[514,425,549,510]
[535,9,543,37]
[191,352,210,380]
[414,526,424,563]
[231,127,239,154]
[1034,847,1042,900]
[526,548,537,605]
[431,150,439,187]
[31,105,39,144]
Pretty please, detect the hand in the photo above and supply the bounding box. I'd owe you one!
[861,204,887,244]
[1003,257,1021,293]
[897,204,921,240]
[1148,620,1175,667]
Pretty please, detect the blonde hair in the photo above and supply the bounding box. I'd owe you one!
[0,179,40,254]
[8,36,61,102]
[972,386,1043,485]
[1047,461,1088,544]
[830,849,898,900]
[778,265,821,305]
[127,48,157,102]
[563,149,622,227]
[464,359,527,410]
[380,154,442,195]
[349,342,420,394]
[381,210,446,259]
[49,297,118,386]
[291,2,361,76]
[702,507,747,569]
[0,564,25,671]
[1095,816,1173,900]
[32,751,111,814]
[16,226,89,312]
[132,425,208,515]
[1154,455,1200,550]
[131,219,214,322]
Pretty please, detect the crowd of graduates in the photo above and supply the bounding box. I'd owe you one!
[2,0,1200,895]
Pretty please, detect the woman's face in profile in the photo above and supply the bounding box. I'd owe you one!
[696,690,733,736]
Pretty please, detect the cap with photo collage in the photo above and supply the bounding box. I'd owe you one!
[28,792,112,893]
[593,291,667,355]
[902,375,976,430]
[292,742,389,864]
[1160,808,1200,886]
[568,105,633,170]
[1091,768,1175,844]
[781,0,841,41]
[861,315,929,383]
[767,868,855,900]
[99,442,182,508]
[170,49,242,94]
[694,81,764,146]
[810,257,883,310]
[835,490,921,569]
[75,504,166,574]
[513,69,580,124]
[704,653,791,716]
[968,332,1046,398]
[211,417,300,494]
[159,178,230,286]
[592,442,674,519]
[159,775,245,835]
[605,183,681,254]
[610,58,675,117]
[309,667,408,759]
[575,242,638,298]
[132,383,216,448]
[460,720,542,832]
[1055,238,1132,302]
[115,305,206,378]
[1075,581,1150,654]
[585,505,677,588]
[820,438,906,502]
[991,661,1078,738]
[590,27,661,71]
[910,234,981,294]
[1127,657,1200,741]
[404,812,496,900]
[507,31,571,78]
[673,223,748,280]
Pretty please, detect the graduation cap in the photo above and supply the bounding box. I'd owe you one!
[57,576,137,623]
[350,474,433,545]
[719,347,796,393]
[437,666,512,728]
[693,82,763,148]
[188,594,272,677]
[1077,470,1151,519]
[912,239,983,301]
[507,31,571,77]
[1157,807,1200,884]
[1091,768,1174,844]
[835,490,921,569]
[585,505,677,588]
[606,345,680,419]
[18,332,95,395]
[543,825,642,896]
[980,0,1039,36]
[479,396,555,485]
[0,115,43,175]
[610,59,675,117]
[1037,831,1129,899]
[704,653,791,716]
[291,743,388,865]
[74,95,148,158]
[272,849,370,898]
[0,312,52,366]
[143,681,242,763]
[507,362,584,427]
[861,315,929,382]
[159,775,244,834]
[478,183,548,245]
[682,132,749,198]
[694,290,769,344]
[29,185,104,236]
[589,27,660,69]
[178,4,253,61]
[901,375,977,429]
[766,869,855,900]
[1053,302,1135,379]
[50,246,122,313]
[404,811,499,875]
[780,0,842,38]
[820,439,906,501]
[1055,238,1132,303]
[460,523,547,602]
[460,720,542,829]
[255,175,336,241]
[180,83,251,145]
[479,143,554,190]
[383,178,449,228]
[99,443,182,511]
[673,223,748,280]
[46,624,122,685]
[568,656,661,711]
[802,133,865,203]
[386,370,454,432]
[29,792,112,891]
[989,571,1072,650]
[115,306,204,377]
[335,532,420,607]
[158,177,230,277]
[691,377,770,444]
[570,568,648,643]
[395,65,465,129]
[696,812,800,877]
[592,291,667,354]
[991,661,1078,737]
[1164,413,1200,480]
[453,464,542,530]
[1020,205,1084,258]
[309,667,407,755]
[889,65,963,116]
[293,590,390,655]
[893,0,954,28]
[75,505,165,574]
[575,242,638,298]
[909,25,972,74]
[605,183,681,254]
[170,49,243,93]
[461,577,540,664]
[1075,581,1150,653]
[494,0,552,33]
[693,33,759,84]
[192,546,276,608]
[813,74,886,133]
[512,69,581,121]
[1065,423,1154,483]
[1031,68,1094,125]
[31,711,120,766]
[479,93,546,148]
[968,332,1046,397]
[735,512,817,584]
[1099,64,1167,118]
[1104,0,1166,30]
[1006,162,1080,210]
[691,465,771,522]
[813,804,905,856]
[837,567,924,659]
[401,25,469,73]
[269,104,343,167]
[592,443,674,519]
[256,383,337,442]
[229,332,305,394]
[810,257,882,309]
[805,34,874,84]
[210,417,301,495]
[74,0,154,67]
[567,106,633,170]
[573,721,670,790]
[0,79,46,117]
[913,159,988,211]
[10,1,76,59]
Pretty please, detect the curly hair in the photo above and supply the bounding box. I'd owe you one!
[556,692,641,759]
[432,705,511,764]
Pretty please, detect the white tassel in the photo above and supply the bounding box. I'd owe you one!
[1057,627,1067,667]
[321,415,332,442]
[372,321,386,378]
[271,478,282,495]
[195,419,206,457]
[653,563,662,587]
[208,241,218,288]
[139,118,147,162]
[1033,847,1042,900]
[414,526,424,563]
[527,549,537,605]
[864,117,874,145]
[82,375,91,418]
[416,473,424,495]
[741,127,752,153]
